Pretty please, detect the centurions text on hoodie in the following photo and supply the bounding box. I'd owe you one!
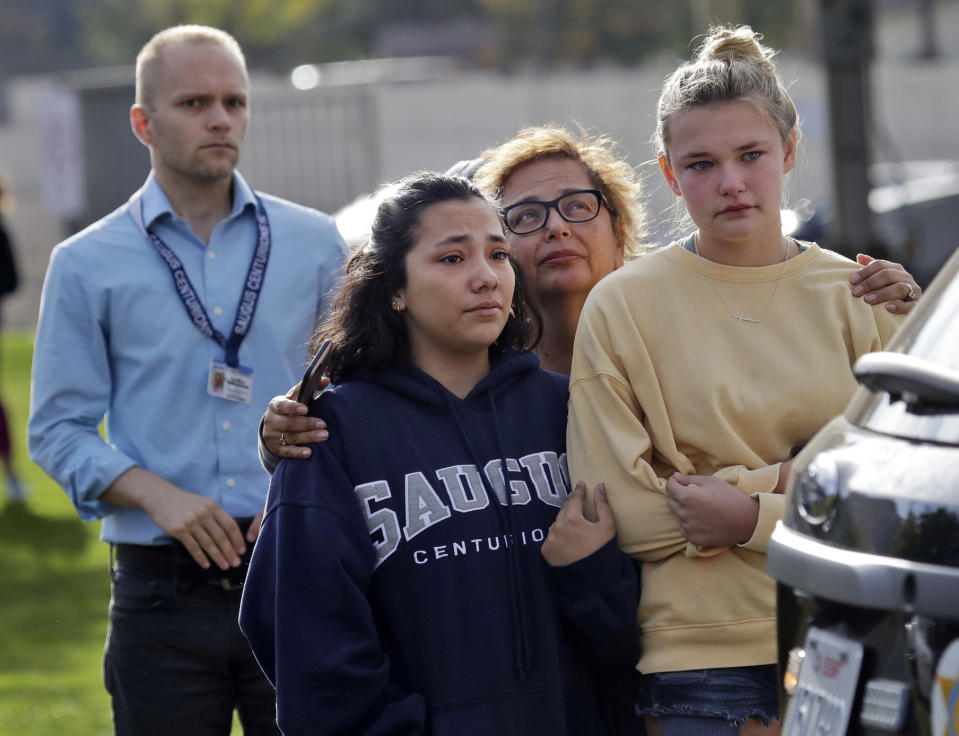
[240,350,639,736]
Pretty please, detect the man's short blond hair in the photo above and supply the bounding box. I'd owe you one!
[135,25,247,107]
[474,124,648,260]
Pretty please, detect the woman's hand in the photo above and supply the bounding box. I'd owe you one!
[666,473,759,548]
[261,380,331,458]
[851,254,922,314]
[541,481,617,567]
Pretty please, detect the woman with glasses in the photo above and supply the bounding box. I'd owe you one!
[472,126,647,377]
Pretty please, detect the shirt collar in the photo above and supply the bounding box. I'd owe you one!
[137,170,257,230]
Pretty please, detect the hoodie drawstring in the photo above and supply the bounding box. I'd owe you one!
[445,390,533,678]
[491,397,533,674]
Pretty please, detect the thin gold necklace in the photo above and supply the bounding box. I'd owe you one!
[692,235,792,324]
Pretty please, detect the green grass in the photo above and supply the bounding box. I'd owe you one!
[0,329,113,734]
[0,331,246,734]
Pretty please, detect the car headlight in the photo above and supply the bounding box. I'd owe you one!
[795,454,841,531]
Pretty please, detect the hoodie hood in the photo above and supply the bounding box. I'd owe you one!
[360,348,541,412]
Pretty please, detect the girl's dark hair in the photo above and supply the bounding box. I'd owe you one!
[312,172,542,383]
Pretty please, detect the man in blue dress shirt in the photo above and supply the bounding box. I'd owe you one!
[28,25,347,735]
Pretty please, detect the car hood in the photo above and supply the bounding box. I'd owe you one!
[782,419,959,568]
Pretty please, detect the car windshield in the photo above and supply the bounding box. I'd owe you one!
[856,253,959,445]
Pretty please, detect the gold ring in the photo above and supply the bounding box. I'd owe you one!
[904,284,916,302]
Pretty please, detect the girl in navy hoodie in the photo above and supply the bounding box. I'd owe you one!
[239,173,639,735]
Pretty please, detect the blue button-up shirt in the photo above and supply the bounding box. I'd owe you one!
[29,171,348,544]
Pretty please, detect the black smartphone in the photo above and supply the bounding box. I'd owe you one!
[295,339,333,405]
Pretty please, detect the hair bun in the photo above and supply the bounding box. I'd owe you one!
[653,23,798,161]
[698,25,776,73]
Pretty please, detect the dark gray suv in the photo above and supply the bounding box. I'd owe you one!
[768,248,959,736]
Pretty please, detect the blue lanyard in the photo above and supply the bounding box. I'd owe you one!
[130,189,271,368]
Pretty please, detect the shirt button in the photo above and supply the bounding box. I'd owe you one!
[213,306,224,316]
[222,421,231,431]
[226,478,236,488]
[207,250,216,259]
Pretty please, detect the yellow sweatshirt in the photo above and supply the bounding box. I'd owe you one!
[567,242,904,674]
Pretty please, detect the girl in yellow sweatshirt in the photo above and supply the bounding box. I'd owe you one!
[567,25,906,736]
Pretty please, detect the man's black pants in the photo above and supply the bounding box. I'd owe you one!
[104,545,279,736]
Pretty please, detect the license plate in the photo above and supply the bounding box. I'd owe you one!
[783,627,864,736]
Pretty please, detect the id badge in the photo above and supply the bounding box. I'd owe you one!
[208,359,254,404]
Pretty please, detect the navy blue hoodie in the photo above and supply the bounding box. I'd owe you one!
[240,350,639,735]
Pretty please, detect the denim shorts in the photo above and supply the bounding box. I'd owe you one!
[637,664,780,735]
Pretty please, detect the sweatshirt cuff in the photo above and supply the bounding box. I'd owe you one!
[735,463,781,494]
[738,492,787,553]
[549,537,629,598]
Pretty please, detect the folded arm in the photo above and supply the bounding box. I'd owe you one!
[544,482,640,673]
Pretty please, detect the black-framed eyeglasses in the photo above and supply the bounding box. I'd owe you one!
[502,189,605,235]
